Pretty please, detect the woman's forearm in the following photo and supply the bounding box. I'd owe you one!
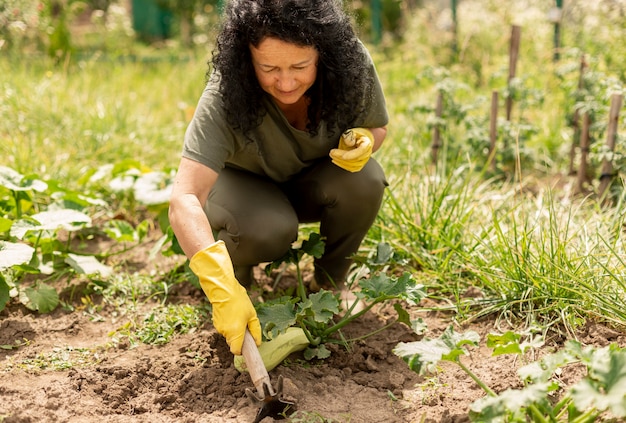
[168,194,216,259]
[369,126,387,152]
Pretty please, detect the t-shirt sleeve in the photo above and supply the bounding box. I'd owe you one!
[354,42,389,129]
[182,83,236,173]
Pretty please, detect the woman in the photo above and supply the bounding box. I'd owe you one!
[168,0,388,356]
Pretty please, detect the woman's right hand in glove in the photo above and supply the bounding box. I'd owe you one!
[189,240,262,355]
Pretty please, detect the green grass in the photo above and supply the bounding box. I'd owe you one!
[8,346,102,371]
[0,55,205,182]
[373,157,626,334]
[365,2,626,335]
[78,273,209,348]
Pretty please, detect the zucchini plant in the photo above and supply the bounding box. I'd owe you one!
[393,325,626,422]
[0,164,166,313]
[255,233,427,361]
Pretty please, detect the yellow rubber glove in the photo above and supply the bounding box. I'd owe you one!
[189,240,262,355]
[329,128,374,172]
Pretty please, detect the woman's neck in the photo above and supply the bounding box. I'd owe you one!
[276,96,309,131]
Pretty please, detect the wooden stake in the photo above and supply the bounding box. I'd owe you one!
[451,0,458,60]
[568,55,587,175]
[489,91,498,172]
[552,0,563,62]
[431,90,444,163]
[506,25,521,121]
[575,112,591,195]
[598,94,624,198]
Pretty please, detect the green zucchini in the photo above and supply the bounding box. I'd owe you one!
[234,327,309,373]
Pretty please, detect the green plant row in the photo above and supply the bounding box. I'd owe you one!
[0,164,170,313]
[394,325,626,422]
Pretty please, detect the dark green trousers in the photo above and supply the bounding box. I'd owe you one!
[205,158,387,286]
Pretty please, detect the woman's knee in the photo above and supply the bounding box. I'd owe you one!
[330,159,388,205]
[210,200,299,264]
[244,209,299,260]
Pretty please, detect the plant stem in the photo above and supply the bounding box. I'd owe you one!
[527,404,549,423]
[456,359,497,397]
[12,191,22,218]
[321,301,378,338]
[295,262,307,301]
[571,409,600,423]
[297,318,321,346]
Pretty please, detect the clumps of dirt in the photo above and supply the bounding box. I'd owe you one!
[322,317,420,392]
[0,319,37,355]
[2,271,626,423]
[580,322,626,346]
[38,311,423,423]
[66,330,252,418]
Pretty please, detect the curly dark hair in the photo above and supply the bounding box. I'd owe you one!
[209,0,374,137]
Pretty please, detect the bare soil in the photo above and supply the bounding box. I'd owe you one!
[1,239,625,423]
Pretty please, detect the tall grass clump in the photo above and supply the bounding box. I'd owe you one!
[375,160,497,276]
[462,187,626,332]
[377,162,626,335]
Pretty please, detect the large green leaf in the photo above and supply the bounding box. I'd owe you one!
[570,347,626,417]
[300,290,339,324]
[393,326,480,375]
[0,241,35,269]
[360,272,404,298]
[517,346,577,383]
[300,233,325,259]
[469,382,555,421]
[65,254,113,277]
[487,331,545,357]
[359,271,426,304]
[0,166,47,192]
[20,283,59,313]
[10,209,91,239]
[487,331,523,355]
[133,171,174,205]
[393,337,454,374]
[257,300,298,339]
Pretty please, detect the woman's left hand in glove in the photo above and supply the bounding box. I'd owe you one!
[329,128,374,172]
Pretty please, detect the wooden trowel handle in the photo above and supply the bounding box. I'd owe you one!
[242,329,275,397]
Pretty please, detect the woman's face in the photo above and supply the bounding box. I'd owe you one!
[250,37,319,108]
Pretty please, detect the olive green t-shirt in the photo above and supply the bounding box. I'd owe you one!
[182,45,388,183]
